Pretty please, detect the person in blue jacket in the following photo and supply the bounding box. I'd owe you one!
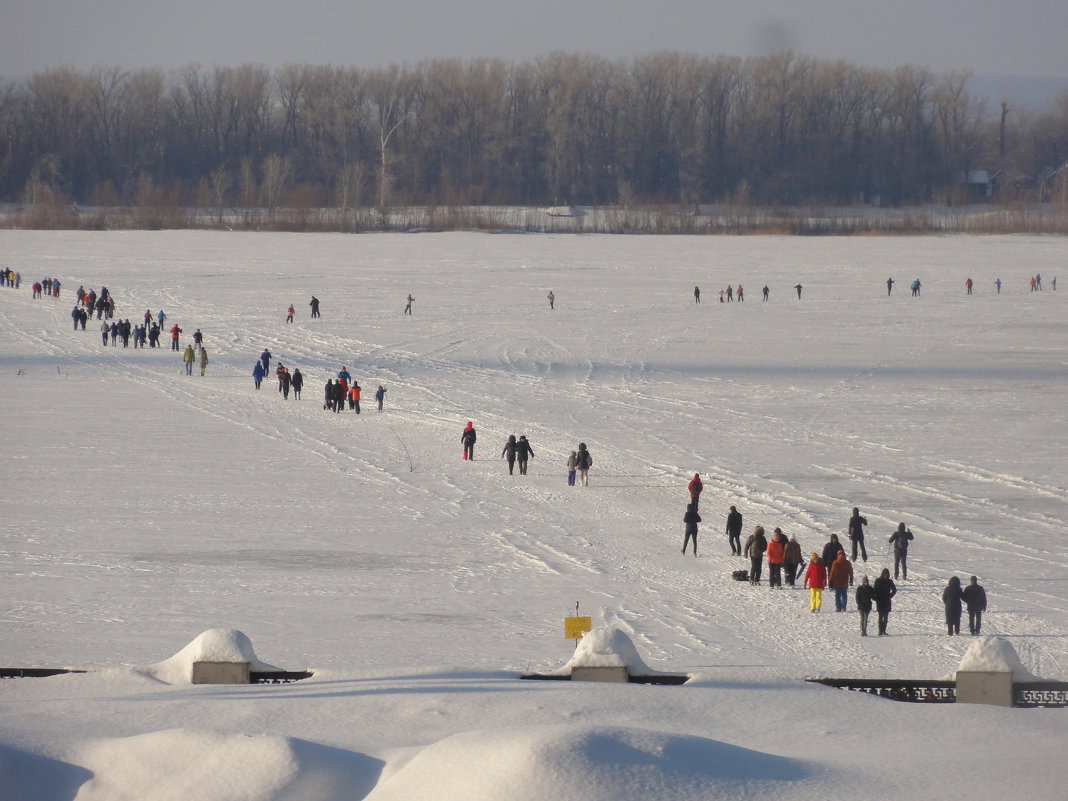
[252,361,265,389]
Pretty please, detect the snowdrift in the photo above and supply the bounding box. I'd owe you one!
[365,723,811,801]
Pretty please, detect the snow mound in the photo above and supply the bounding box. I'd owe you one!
[146,628,282,684]
[955,636,1039,680]
[365,723,809,801]
[553,627,656,675]
[72,728,382,801]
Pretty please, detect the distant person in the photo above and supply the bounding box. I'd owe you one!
[252,361,265,389]
[889,523,914,580]
[726,285,733,302]
[828,552,854,611]
[169,324,183,351]
[461,421,477,460]
[783,534,804,586]
[766,528,785,588]
[873,568,897,635]
[855,575,875,636]
[260,349,271,378]
[965,277,973,295]
[324,379,335,410]
[516,435,535,474]
[911,278,922,297]
[744,525,767,584]
[1051,276,1056,290]
[737,284,744,301]
[547,289,555,310]
[725,505,743,556]
[291,368,303,399]
[887,277,894,296]
[687,473,703,511]
[404,294,414,314]
[848,506,868,562]
[804,553,827,613]
[566,450,578,486]
[821,534,845,571]
[762,284,769,301]
[994,277,1002,294]
[348,382,361,413]
[682,502,701,557]
[942,576,964,635]
[576,442,592,486]
[309,295,320,317]
[962,576,987,635]
[286,304,294,323]
[375,385,386,410]
[182,344,196,375]
[1036,273,1042,290]
[279,366,291,398]
[693,286,700,303]
[794,283,803,299]
[501,434,517,474]
[198,346,208,376]
[193,328,203,347]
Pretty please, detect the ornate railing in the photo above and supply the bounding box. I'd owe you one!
[1013,682,1068,708]
[807,677,956,703]
[1,667,312,683]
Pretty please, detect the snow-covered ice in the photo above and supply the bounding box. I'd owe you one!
[1,229,1066,800]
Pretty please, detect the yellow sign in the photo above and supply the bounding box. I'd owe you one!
[564,616,592,640]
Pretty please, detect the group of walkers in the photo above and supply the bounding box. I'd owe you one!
[682,488,990,637]
[252,350,388,416]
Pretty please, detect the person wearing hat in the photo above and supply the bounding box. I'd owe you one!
[803,553,827,612]
[725,505,743,556]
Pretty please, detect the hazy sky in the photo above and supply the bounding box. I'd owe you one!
[3,0,1068,80]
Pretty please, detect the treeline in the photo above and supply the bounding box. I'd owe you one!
[3,52,1068,215]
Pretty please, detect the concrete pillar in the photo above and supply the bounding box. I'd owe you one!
[955,671,1013,707]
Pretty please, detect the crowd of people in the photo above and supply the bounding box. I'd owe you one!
[681,485,989,638]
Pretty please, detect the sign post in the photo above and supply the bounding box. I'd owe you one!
[564,601,591,649]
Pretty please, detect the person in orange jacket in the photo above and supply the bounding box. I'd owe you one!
[828,551,854,611]
[348,382,361,414]
[765,528,786,588]
[804,553,827,613]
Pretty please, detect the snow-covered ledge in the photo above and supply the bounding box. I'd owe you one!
[146,629,283,685]
[954,636,1039,706]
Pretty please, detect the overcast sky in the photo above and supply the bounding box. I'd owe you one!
[3,0,1068,80]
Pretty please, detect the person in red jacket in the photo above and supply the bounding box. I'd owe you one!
[828,552,854,612]
[169,324,183,351]
[765,528,786,588]
[687,473,703,512]
[804,553,827,613]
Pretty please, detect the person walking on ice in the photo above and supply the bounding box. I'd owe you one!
[566,450,578,486]
[404,294,414,315]
[501,435,517,475]
[855,575,875,635]
[182,344,196,375]
[309,295,321,318]
[688,473,703,512]
[682,502,701,557]
[725,505,743,556]
[576,443,592,486]
[516,435,535,475]
[794,283,803,299]
[198,346,208,376]
[848,506,868,562]
[889,522,914,580]
[942,576,964,635]
[873,568,897,635]
[286,304,294,323]
[693,286,700,303]
[886,277,894,296]
[375,385,386,410]
[804,553,826,612]
[962,576,987,635]
[461,421,477,460]
[547,289,555,310]
[253,361,265,389]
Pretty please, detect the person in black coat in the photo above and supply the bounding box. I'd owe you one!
[889,523,914,579]
[855,575,876,636]
[261,349,272,377]
[822,534,845,571]
[291,368,303,399]
[848,507,868,562]
[725,505,743,556]
[682,502,701,557]
[942,576,964,635]
[324,379,335,410]
[873,568,897,635]
[309,296,320,318]
[962,576,987,635]
[461,422,477,460]
[333,380,345,412]
[501,435,517,474]
[516,435,535,475]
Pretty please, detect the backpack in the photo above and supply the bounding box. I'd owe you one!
[732,570,750,582]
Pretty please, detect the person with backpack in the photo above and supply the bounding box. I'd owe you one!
[855,575,876,636]
[576,443,592,486]
[962,576,987,635]
[682,502,701,557]
[744,526,768,584]
[461,422,477,460]
[687,473,703,512]
[889,523,914,580]
[804,553,827,612]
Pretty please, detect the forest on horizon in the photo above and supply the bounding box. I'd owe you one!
[3,52,1068,220]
